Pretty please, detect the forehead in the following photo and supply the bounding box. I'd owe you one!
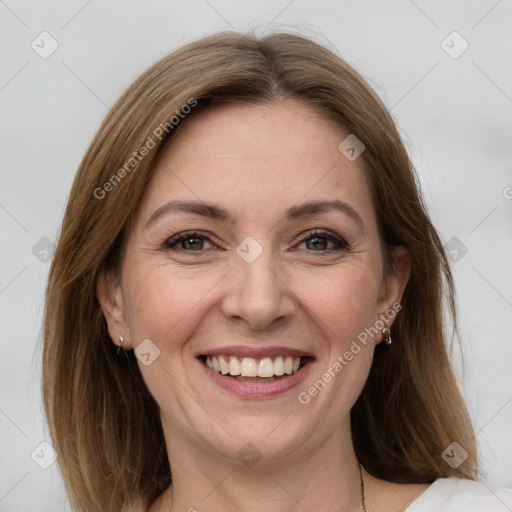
[137,101,375,227]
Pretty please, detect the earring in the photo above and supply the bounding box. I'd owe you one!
[117,336,124,354]
[382,327,392,345]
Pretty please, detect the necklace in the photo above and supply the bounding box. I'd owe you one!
[359,463,367,512]
[166,463,367,511]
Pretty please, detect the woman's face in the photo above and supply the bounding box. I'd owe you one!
[99,100,409,464]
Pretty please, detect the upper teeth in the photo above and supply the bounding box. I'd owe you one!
[205,355,301,377]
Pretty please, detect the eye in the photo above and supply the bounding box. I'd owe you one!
[163,231,216,251]
[162,229,349,254]
[296,229,350,252]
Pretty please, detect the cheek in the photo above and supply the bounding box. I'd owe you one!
[122,262,218,350]
[300,265,381,344]
[121,264,221,417]
[294,266,380,411]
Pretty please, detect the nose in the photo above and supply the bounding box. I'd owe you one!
[220,246,296,331]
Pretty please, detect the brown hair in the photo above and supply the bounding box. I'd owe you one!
[42,31,477,511]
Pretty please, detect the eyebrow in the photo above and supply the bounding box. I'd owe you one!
[146,199,365,231]
[146,200,233,227]
[285,200,364,230]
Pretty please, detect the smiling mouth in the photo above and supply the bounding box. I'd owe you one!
[198,355,308,383]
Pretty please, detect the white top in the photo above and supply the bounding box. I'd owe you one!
[405,477,512,511]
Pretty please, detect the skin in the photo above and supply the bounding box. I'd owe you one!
[98,101,431,511]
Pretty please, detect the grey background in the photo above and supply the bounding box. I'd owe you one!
[1,1,511,510]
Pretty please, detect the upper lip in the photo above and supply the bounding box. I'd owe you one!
[196,345,315,359]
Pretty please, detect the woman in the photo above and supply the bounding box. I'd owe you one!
[42,31,511,511]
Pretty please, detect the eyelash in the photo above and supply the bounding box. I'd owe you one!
[163,229,350,253]
[297,229,350,252]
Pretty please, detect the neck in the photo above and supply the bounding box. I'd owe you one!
[160,422,364,512]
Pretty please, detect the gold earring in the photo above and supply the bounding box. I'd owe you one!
[117,336,124,354]
[382,327,392,345]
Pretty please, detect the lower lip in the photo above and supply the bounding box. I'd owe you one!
[200,359,313,399]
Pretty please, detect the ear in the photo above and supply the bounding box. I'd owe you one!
[376,244,411,336]
[96,269,132,349]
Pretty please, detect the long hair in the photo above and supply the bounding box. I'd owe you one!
[42,31,477,511]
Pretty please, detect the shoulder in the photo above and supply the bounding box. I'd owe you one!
[406,477,512,511]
